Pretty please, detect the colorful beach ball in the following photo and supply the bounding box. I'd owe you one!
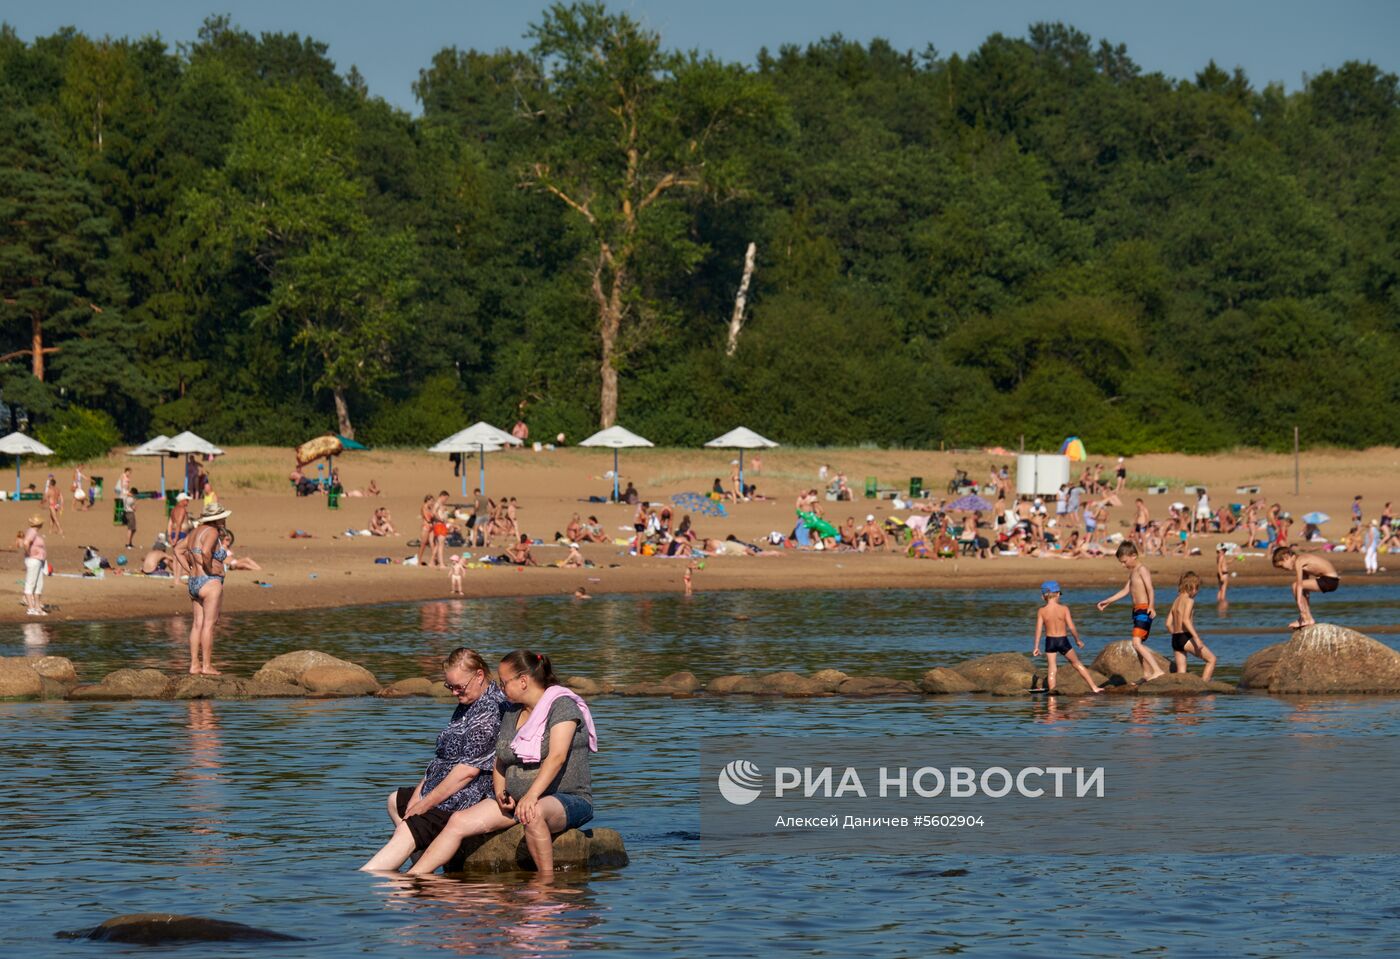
[1060,436,1087,461]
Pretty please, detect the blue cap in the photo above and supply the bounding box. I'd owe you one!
[1040,580,1060,594]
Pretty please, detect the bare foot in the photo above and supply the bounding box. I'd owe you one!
[201,668,223,676]
[189,667,201,675]
[1091,687,1104,694]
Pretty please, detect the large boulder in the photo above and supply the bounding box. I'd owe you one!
[1239,643,1286,690]
[29,655,78,685]
[952,653,1035,692]
[919,668,977,695]
[252,650,380,696]
[449,826,628,873]
[0,658,43,700]
[1254,624,1400,694]
[1090,641,1171,685]
[59,914,302,944]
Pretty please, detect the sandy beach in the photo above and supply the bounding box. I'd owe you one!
[3,445,1395,625]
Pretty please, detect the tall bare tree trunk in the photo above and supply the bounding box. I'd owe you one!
[31,314,44,381]
[333,387,354,439]
[595,249,625,428]
[726,242,757,357]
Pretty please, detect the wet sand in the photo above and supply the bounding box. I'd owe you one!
[3,445,1395,624]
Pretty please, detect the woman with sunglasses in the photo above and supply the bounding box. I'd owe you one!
[361,647,505,871]
[407,649,597,878]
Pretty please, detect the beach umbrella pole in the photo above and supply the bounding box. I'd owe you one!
[14,458,19,500]
[476,443,484,497]
[159,457,166,498]
[613,449,620,502]
[739,449,745,494]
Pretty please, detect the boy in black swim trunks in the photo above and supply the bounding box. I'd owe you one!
[1033,580,1103,693]
[1097,541,1166,683]
[1165,571,1216,680]
[1271,546,1340,628]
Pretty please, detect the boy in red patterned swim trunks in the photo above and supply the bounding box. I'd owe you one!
[1097,541,1165,683]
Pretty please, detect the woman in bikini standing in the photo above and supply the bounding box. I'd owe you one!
[179,501,233,675]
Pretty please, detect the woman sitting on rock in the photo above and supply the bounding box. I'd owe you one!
[407,650,596,879]
[361,647,506,871]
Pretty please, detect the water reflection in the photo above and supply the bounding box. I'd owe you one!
[21,622,48,645]
[180,700,228,866]
[376,874,601,956]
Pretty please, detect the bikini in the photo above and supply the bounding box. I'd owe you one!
[188,538,228,599]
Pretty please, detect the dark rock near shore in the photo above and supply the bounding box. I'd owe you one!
[1090,642,1171,685]
[919,668,977,694]
[0,658,43,700]
[58,914,303,944]
[252,650,380,696]
[448,826,629,873]
[1245,624,1400,694]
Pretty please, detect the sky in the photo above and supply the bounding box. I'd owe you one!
[5,0,1398,112]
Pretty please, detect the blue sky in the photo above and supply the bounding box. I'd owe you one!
[6,1,1397,112]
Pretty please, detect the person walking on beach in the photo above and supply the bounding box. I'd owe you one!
[1097,542,1165,683]
[21,515,47,616]
[122,482,138,549]
[1166,572,1216,680]
[1114,456,1127,493]
[166,493,193,580]
[1033,581,1103,694]
[71,465,89,511]
[44,475,63,536]
[417,495,436,566]
[1272,545,1340,629]
[1364,520,1381,575]
[177,502,232,675]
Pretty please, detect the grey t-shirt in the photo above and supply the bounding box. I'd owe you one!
[496,696,592,804]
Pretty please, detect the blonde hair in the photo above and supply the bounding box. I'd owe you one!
[1178,571,1201,595]
[444,647,488,675]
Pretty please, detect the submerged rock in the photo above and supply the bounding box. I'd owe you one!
[1089,641,1170,685]
[1032,666,1109,695]
[252,650,380,696]
[1131,673,1236,695]
[449,826,628,873]
[658,671,701,693]
[70,668,172,701]
[758,671,830,697]
[564,676,614,697]
[59,914,302,944]
[379,677,444,698]
[1244,624,1400,694]
[706,674,766,695]
[919,667,977,695]
[0,658,43,700]
[836,675,919,696]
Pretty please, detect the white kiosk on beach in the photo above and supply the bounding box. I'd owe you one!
[1015,453,1071,498]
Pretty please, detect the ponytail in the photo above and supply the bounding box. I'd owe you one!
[500,649,560,688]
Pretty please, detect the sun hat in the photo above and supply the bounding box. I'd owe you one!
[27,514,43,527]
[1041,580,1060,594]
[866,514,875,522]
[193,502,232,524]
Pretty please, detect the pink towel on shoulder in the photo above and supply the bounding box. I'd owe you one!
[509,685,598,763]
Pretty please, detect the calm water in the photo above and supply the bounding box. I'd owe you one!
[4,587,1400,957]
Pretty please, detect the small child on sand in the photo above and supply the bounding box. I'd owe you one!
[1271,546,1340,628]
[448,554,465,595]
[1166,571,1216,680]
[1097,541,1165,683]
[1033,580,1103,694]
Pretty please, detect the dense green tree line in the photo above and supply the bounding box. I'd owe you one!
[1,5,1397,457]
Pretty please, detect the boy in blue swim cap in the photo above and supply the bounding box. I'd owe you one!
[1034,580,1103,694]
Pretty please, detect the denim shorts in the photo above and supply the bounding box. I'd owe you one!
[551,792,594,830]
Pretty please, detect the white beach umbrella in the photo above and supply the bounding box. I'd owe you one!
[704,426,778,492]
[0,431,55,500]
[579,425,654,502]
[428,422,521,495]
[162,431,224,493]
[129,434,171,496]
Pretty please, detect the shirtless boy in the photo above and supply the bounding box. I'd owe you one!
[1166,571,1216,680]
[1132,498,1150,549]
[1097,541,1165,683]
[1033,580,1103,694]
[1271,546,1340,628]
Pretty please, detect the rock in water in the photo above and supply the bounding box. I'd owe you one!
[0,658,43,700]
[252,649,381,695]
[1254,624,1400,694]
[59,914,303,944]
[449,826,629,873]
[919,668,977,695]
[1089,641,1170,685]
[952,653,1035,693]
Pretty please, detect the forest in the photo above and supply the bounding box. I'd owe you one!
[1,2,1397,460]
